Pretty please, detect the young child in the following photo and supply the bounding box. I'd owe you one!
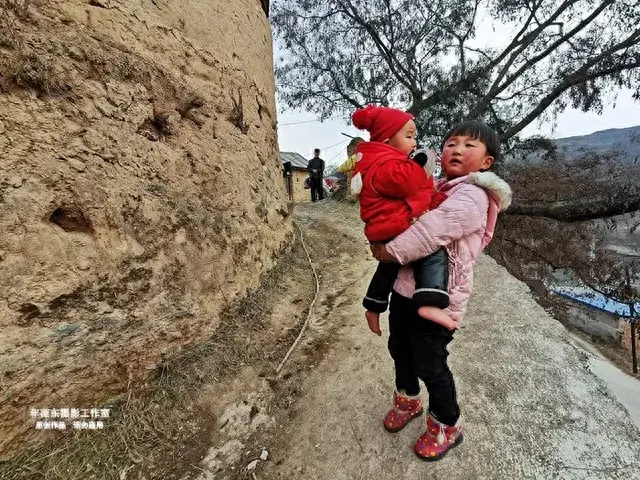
[335,137,363,201]
[370,120,512,461]
[351,105,456,331]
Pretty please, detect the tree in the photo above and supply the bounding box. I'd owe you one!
[487,150,639,318]
[498,143,640,220]
[272,0,640,144]
[486,150,639,372]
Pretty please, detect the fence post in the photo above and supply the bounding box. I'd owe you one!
[631,321,637,374]
[631,303,638,374]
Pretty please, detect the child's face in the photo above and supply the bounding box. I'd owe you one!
[441,135,494,179]
[386,120,417,156]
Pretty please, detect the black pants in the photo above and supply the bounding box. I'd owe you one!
[388,291,460,426]
[363,248,449,313]
[310,176,324,202]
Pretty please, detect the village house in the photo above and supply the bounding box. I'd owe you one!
[552,285,638,341]
[552,286,639,371]
[280,151,310,202]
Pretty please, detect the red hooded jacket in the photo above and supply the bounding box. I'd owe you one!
[354,142,436,242]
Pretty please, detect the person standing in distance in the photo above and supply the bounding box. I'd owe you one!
[307,148,325,202]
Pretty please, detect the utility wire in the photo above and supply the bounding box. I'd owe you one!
[276,222,320,377]
[327,146,348,164]
[279,116,341,126]
[319,138,350,153]
[279,119,323,126]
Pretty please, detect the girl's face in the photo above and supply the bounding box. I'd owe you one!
[441,135,494,179]
[387,120,417,156]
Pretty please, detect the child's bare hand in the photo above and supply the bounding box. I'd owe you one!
[365,310,382,336]
[370,244,396,263]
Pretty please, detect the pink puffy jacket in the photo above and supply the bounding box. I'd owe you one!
[388,172,512,324]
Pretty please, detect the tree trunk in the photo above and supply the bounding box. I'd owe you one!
[506,196,640,222]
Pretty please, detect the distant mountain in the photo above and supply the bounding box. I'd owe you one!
[507,125,640,164]
[555,126,640,160]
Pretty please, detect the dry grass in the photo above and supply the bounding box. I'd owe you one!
[0,0,42,48]
[1,50,69,96]
[13,52,67,95]
[228,90,249,134]
[0,385,210,480]
[0,232,313,480]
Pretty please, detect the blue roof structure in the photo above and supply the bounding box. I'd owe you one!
[552,286,639,319]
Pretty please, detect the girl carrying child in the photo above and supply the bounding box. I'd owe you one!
[353,109,512,460]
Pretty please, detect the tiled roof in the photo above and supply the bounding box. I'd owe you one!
[280,151,308,170]
[552,286,639,318]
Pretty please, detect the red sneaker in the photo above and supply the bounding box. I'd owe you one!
[414,413,463,461]
[383,391,423,433]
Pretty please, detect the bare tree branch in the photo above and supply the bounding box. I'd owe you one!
[507,194,640,221]
[503,34,640,138]
[470,0,615,118]
[273,0,640,145]
[337,0,418,92]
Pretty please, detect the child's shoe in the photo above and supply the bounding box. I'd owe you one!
[414,413,463,461]
[383,391,423,432]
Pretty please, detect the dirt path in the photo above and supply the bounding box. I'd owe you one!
[255,200,640,480]
[6,199,635,480]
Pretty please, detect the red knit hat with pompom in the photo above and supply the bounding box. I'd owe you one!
[352,105,414,142]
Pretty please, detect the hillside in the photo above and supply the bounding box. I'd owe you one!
[504,125,640,165]
[556,126,640,161]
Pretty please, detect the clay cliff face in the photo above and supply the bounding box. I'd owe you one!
[0,0,290,456]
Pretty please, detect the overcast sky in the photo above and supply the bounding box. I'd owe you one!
[273,8,640,169]
[277,88,640,169]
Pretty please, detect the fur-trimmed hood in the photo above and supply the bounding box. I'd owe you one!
[435,171,512,251]
[467,171,512,211]
[438,171,512,212]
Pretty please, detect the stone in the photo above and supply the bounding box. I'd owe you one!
[9,177,23,188]
[78,259,91,271]
[51,324,81,339]
[89,0,111,8]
